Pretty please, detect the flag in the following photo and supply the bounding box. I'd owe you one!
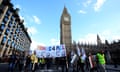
[81,47,86,62]
[76,45,80,56]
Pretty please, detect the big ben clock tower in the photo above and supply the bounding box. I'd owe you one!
[60,6,72,53]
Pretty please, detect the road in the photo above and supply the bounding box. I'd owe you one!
[0,63,120,72]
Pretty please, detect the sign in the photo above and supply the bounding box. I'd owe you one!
[35,44,66,58]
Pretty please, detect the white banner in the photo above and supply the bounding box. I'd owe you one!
[35,44,66,58]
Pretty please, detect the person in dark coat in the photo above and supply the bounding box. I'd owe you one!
[8,52,17,72]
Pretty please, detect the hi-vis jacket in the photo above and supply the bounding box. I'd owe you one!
[31,54,38,63]
[97,53,106,64]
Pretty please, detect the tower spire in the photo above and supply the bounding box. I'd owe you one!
[97,34,102,45]
[62,5,68,14]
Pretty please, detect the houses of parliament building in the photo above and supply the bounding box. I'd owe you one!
[60,6,120,64]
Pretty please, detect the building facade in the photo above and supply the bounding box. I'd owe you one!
[0,0,32,57]
[107,40,120,64]
[0,0,3,5]
[73,35,120,64]
[60,6,72,53]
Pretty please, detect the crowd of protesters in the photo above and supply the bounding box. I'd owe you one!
[6,51,60,72]
[68,50,107,72]
[8,51,31,72]
[1,49,108,72]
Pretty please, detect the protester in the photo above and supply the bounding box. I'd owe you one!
[24,55,31,72]
[71,53,77,72]
[41,57,45,69]
[79,53,86,72]
[61,57,66,72]
[8,52,17,72]
[96,50,106,72]
[88,53,97,72]
[31,51,38,72]
[18,53,25,72]
[38,58,42,69]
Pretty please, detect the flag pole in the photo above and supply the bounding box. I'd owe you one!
[65,45,68,72]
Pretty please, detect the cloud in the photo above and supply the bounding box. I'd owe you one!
[78,10,87,14]
[30,40,45,50]
[77,0,106,13]
[14,5,41,25]
[94,0,106,12]
[19,16,27,24]
[112,35,120,41]
[27,27,38,35]
[83,0,92,7]
[50,38,60,45]
[14,5,28,25]
[100,30,120,41]
[78,30,120,44]
[30,39,60,50]
[33,16,41,24]
[79,33,97,44]
[14,4,22,10]
[20,16,24,20]
[101,30,111,37]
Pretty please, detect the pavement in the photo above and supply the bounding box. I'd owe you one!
[106,64,120,72]
[0,63,120,72]
[0,63,9,72]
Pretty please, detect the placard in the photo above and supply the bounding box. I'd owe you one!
[35,44,66,58]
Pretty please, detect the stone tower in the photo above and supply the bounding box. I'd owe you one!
[97,34,102,45]
[60,6,72,53]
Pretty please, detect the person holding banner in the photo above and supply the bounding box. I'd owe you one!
[88,52,97,72]
[41,57,46,69]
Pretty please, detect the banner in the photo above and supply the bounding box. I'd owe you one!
[35,44,66,58]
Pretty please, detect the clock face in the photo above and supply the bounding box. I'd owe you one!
[64,16,69,21]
